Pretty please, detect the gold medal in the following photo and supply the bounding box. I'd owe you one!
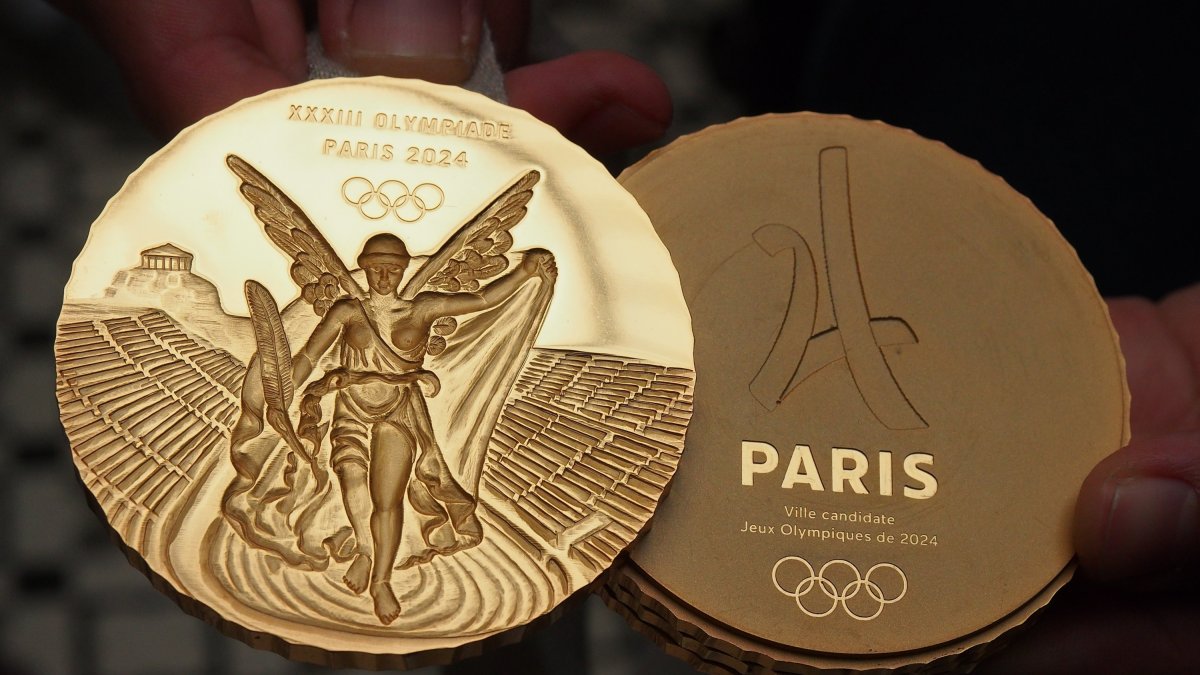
[604,114,1128,672]
[54,77,693,667]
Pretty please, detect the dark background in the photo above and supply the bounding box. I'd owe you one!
[709,2,1197,299]
[2,1,1195,673]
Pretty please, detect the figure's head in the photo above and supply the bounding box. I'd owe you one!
[358,233,409,295]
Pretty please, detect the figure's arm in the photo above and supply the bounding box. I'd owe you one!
[422,249,556,318]
[292,300,351,387]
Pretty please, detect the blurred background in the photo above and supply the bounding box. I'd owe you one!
[2,1,1196,673]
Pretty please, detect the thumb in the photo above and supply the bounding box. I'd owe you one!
[1075,431,1200,582]
[318,0,483,84]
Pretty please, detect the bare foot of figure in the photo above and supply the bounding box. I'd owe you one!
[371,581,401,625]
[343,553,372,594]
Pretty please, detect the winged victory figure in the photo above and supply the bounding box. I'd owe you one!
[220,154,557,624]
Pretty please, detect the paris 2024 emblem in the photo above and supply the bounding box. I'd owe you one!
[741,147,925,619]
[748,147,925,430]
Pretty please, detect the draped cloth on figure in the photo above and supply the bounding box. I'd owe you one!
[399,274,553,567]
[228,255,553,570]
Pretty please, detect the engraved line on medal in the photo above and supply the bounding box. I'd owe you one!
[748,146,927,430]
[771,556,907,621]
[341,176,445,222]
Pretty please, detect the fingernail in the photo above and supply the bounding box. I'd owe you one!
[333,0,482,83]
[1095,476,1200,580]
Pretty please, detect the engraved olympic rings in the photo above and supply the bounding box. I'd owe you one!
[341,176,445,222]
[771,556,907,621]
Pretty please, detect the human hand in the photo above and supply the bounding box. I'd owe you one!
[977,283,1200,673]
[49,0,671,155]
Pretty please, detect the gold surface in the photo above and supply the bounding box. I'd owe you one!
[55,77,694,667]
[606,114,1128,671]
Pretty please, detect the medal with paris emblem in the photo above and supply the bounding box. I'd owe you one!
[604,114,1128,673]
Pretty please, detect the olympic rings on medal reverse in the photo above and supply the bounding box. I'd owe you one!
[341,176,445,222]
[771,556,907,621]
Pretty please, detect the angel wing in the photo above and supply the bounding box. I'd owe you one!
[400,169,541,300]
[226,154,366,315]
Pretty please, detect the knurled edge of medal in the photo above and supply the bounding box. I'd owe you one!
[604,112,1131,672]
[70,473,609,670]
[600,558,1068,674]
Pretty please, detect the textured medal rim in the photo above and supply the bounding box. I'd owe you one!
[78,475,611,670]
[601,556,1069,674]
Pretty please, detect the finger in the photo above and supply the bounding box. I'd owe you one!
[1074,430,1200,582]
[1107,293,1200,436]
[249,0,308,81]
[1077,287,1200,581]
[72,0,305,136]
[505,51,672,155]
[317,1,666,154]
[1159,282,1200,417]
[318,0,483,84]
